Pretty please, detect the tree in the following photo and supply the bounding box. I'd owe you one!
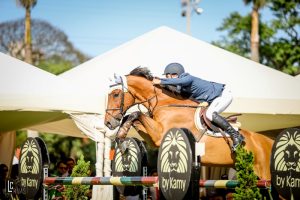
[212,12,274,60]
[264,0,300,75]
[16,0,37,64]
[243,0,268,62]
[0,19,89,74]
[213,0,299,75]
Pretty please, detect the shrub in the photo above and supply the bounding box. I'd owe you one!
[63,155,91,200]
[233,146,262,200]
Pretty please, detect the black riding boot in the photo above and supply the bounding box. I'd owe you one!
[212,112,244,151]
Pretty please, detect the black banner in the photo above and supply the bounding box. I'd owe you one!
[112,137,147,196]
[270,128,300,200]
[18,137,49,199]
[158,128,196,200]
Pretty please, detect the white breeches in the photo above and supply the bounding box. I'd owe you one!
[206,86,233,121]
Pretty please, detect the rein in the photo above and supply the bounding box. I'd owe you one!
[163,104,204,108]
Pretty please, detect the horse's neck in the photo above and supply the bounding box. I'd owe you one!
[127,76,196,107]
[127,77,156,101]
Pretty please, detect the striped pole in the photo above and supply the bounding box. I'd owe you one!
[44,177,270,189]
[199,179,271,189]
[44,176,158,186]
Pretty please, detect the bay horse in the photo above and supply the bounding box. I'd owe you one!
[104,67,274,180]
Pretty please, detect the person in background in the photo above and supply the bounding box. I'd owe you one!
[11,147,21,180]
[66,158,75,176]
[56,161,68,177]
[0,164,9,199]
[48,161,68,199]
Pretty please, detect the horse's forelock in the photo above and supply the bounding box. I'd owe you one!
[129,67,153,81]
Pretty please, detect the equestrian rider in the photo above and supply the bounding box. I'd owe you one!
[152,63,244,151]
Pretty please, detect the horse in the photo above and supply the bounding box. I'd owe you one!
[104,67,274,180]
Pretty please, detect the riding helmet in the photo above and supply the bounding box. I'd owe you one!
[163,63,185,76]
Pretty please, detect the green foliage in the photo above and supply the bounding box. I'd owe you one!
[16,130,27,148]
[63,155,91,200]
[266,0,300,75]
[233,146,262,200]
[212,12,275,59]
[213,1,300,75]
[212,12,251,58]
[38,133,96,174]
[38,55,73,75]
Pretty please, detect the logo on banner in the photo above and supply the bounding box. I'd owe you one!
[20,139,40,174]
[19,138,43,199]
[114,140,139,172]
[112,138,147,196]
[160,130,188,173]
[158,128,192,200]
[271,128,300,200]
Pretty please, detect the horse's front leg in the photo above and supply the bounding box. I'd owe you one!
[116,111,163,147]
[131,112,164,147]
[115,112,143,154]
[117,111,141,139]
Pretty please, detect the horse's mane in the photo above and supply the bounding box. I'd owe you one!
[129,66,193,100]
[129,67,154,81]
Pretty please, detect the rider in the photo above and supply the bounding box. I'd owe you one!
[152,63,244,151]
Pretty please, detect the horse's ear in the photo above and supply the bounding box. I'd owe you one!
[114,73,122,84]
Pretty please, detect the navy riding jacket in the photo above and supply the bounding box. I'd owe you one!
[160,73,225,103]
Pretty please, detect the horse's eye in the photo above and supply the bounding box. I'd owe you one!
[113,93,120,98]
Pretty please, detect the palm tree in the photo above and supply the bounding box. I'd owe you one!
[243,0,267,62]
[16,0,37,64]
[17,0,38,138]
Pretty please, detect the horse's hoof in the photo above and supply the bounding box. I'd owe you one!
[120,141,129,154]
[231,140,244,152]
[128,111,141,121]
[231,135,245,153]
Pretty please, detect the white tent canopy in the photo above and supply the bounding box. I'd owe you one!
[0,53,103,137]
[0,54,113,199]
[60,26,300,132]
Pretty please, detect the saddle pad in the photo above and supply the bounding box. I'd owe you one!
[194,106,241,138]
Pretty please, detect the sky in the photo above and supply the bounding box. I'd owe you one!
[0,0,273,57]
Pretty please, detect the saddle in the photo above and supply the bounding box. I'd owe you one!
[194,102,241,136]
[200,109,240,133]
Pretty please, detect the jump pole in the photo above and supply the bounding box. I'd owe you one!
[44,176,271,189]
[44,176,158,186]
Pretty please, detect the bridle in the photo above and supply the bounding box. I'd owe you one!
[106,75,158,153]
[105,78,128,115]
[105,76,158,122]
